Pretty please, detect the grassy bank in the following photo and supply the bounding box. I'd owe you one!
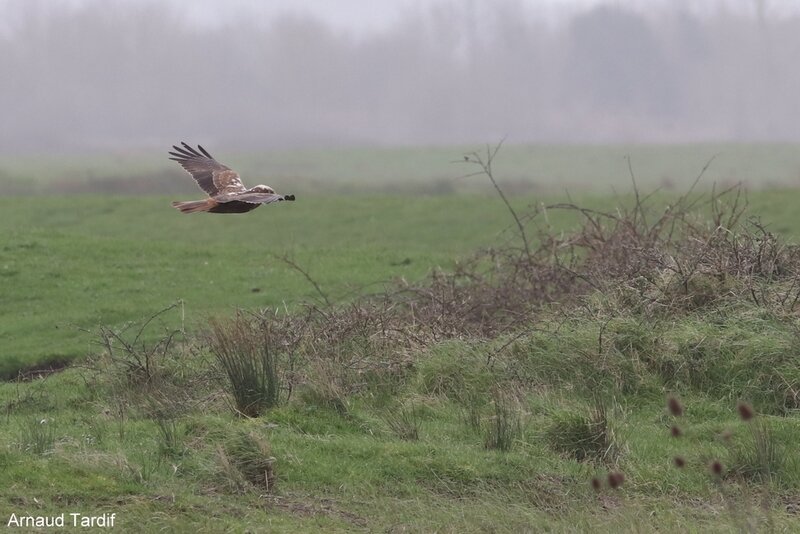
[2,295,799,531]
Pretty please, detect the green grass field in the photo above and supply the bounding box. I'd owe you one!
[0,193,565,376]
[2,187,799,375]
[3,146,800,531]
[5,143,800,195]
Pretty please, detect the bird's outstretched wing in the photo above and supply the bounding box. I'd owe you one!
[216,192,296,205]
[168,142,247,196]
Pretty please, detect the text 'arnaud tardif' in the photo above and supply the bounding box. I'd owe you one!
[7,513,116,528]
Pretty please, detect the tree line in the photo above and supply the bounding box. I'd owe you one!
[2,1,798,151]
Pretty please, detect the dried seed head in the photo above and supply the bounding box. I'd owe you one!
[591,477,602,491]
[670,425,682,438]
[737,402,754,422]
[710,460,724,476]
[673,456,686,468]
[607,471,625,489]
[667,396,683,417]
[719,430,733,443]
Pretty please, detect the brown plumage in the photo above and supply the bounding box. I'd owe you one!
[169,142,295,214]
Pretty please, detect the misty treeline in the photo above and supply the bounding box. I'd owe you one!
[2,0,799,152]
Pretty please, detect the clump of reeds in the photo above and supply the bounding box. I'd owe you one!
[206,313,284,417]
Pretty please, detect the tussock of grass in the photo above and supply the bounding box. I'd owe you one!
[416,343,494,399]
[727,418,785,485]
[544,402,619,464]
[153,415,183,458]
[207,314,284,417]
[218,430,276,494]
[298,355,363,417]
[483,388,524,452]
[17,417,57,456]
[382,403,421,441]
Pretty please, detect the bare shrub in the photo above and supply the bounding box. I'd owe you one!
[203,153,800,420]
[79,302,226,427]
[555,186,800,315]
[271,301,418,409]
[88,302,184,386]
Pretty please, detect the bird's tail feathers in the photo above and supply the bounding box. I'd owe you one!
[171,199,214,213]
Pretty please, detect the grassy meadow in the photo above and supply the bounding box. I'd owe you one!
[3,144,800,532]
[0,193,567,376]
[5,143,800,195]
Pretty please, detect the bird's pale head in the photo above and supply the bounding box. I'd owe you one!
[251,185,275,194]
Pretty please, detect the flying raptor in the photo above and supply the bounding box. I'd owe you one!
[169,142,295,214]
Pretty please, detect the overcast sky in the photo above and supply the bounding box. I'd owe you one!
[3,0,799,150]
[155,0,604,30]
[168,0,792,28]
[11,0,792,33]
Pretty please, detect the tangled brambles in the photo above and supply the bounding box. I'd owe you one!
[189,181,800,428]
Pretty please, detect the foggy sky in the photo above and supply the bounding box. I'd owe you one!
[2,0,799,152]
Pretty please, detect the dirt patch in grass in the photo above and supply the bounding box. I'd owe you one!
[266,495,368,527]
[3,356,71,382]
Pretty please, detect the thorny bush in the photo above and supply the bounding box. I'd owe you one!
[233,178,800,398]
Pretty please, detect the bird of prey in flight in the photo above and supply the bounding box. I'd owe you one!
[169,142,295,214]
